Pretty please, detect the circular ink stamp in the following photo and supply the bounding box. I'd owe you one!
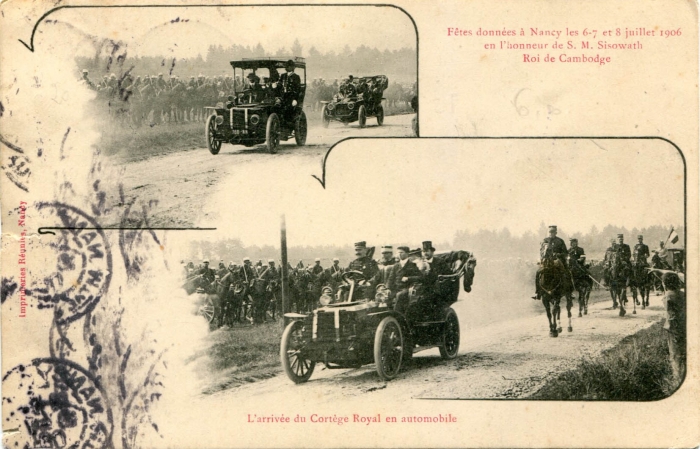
[32,202,112,326]
[2,358,113,449]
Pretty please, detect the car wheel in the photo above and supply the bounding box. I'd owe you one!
[376,104,384,126]
[295,111,307,146]
[358,105,366,128]
[374,316,403,380]
[206,115,222,155]
[266,113,280,154]
[280,320,315,384]
[439,308,460,359]
[321,105,330,128]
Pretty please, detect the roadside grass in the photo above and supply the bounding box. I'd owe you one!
[100,121,204,163]
[529,323,679,400]
[196,320,285,395]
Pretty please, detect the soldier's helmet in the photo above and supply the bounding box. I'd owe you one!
[82,69,89,75]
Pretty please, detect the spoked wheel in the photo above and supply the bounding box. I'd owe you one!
[358,105,367,128]
[206,115,222,155]
[198,296,215,323]
[321,105,331,128]
[266,113,280,154]
[374,316,403,381]
[376,104,384,126]
[280,321,315,384]
[294,111,307,145]
[439,308,460,359]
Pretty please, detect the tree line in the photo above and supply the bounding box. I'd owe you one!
[76,40,417,86]
[186,223,684,267]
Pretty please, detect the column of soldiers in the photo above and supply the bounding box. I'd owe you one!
[80,70,245,127]
[531,225,674,302]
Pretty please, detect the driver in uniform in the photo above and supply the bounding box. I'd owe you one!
[278,60,301,121]
[343,241,379,300]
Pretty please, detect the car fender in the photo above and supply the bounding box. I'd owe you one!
[366,310,410,333]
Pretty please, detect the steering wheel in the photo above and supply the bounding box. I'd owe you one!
[342,270,365,284]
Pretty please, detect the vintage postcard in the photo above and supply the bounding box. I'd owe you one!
[1,0,697,448]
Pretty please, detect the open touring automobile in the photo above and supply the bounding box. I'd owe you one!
[280,251,476,382]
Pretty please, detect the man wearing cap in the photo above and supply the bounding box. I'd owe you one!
[615,234,632,265]
[198,260,216,286]
[567,238,585,271]
[633,235,650,266]
[393,247,425,314]
[347,241,379,281]
[661,272,686,385]
[372,246,398,298]
[217,260,228,279]
[324,258,344,290]
[532,226,568,300]
[260,260,280,321]
[278,60,301,119]
[80,70,97,90]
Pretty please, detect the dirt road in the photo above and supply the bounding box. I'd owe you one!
[144,291,665,448]
[112,114,414,227]
[205,292,664,402]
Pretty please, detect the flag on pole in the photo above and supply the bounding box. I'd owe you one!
[667,228,680,245]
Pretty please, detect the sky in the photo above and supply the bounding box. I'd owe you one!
[33,6,416,59]
[195,138,685,249]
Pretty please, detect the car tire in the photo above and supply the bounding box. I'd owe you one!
[321,105,331,128]
[376,104,384,126]
[206,115,222,155]
[266,113,280,154]
[295,111,307,146]
[439,308,460,359]
[374,316,403,381]
[358,105,366,128]
[281,320,315,384]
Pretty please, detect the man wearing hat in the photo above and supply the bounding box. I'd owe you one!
[198,260,216,285]
[532,225,568,300]
[393,246,425,314]
[278,59,301,119]
[347,241,379,281]
[421,241,450,300]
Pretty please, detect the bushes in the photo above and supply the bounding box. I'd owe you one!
[529,323,678,400]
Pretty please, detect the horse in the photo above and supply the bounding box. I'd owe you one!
[570,260,592,317]
[608,252,633,316]
[630,261,651,310]
[536,258,574,337]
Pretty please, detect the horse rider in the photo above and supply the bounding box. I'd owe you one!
[260,259,280,321]
[393,246,425,314]
[633,235,650,266]
[198,260,216,291]
[567,238,585,265]
[657,240,669,264]
[310,258,324,277]
[615,234,632,265]
[532,225,568,299]
[602,238,618,285]
[324,258,344,290]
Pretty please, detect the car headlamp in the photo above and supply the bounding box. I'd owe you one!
[250,114,260,125]
[215,116,224,125]
[347,102,354,110]
[319,287,333,306]
[327,103,335,111]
